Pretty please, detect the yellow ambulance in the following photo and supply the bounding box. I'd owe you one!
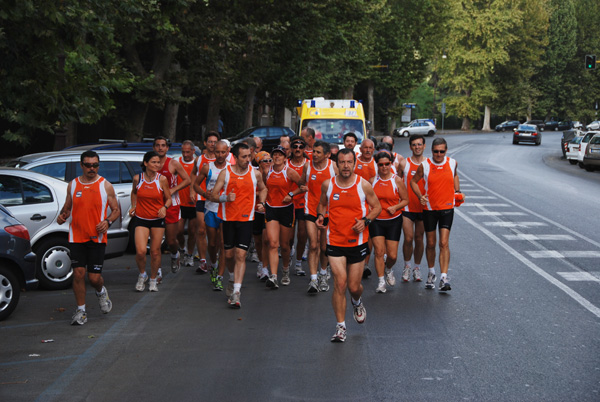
[296,98,367,144]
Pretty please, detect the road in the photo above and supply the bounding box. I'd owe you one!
[1,131,599,401]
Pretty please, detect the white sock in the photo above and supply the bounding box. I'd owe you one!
[310,274,317,280]
[257,262,263,270]
[338,321,346,328]
[140,272,148,278]
[78,305,86,312]
[441,273,447,280]
[262,267,269,275]
[414,265,420,270]
[149,278,157,284]
[96,287,105,296]
[429,267,435,274]
[351,297,361,306]
[404,261,411,268]
[320,268,327,276]
[296,260,302,267]
[172,251,179,259]
[233,283,242,292]
[378,276,385,284]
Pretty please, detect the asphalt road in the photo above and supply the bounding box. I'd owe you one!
[1,131,599,401]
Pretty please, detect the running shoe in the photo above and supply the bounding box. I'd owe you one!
[157,268,163,284]
[385,269,396,287]
[149,279,158,292]
[226,281,234,297]
[326,265,331,280]
[402,266,411,282]
[209,266,218,284]
[213,277,224,291]
[71,309,87,325]
[250,251,260,263]
[135,274,148,292]
[413,267,422,282]
[256,262,264,278]
[259,268,269,282]
[196,260,208,274]
[228,291,241,309]
[353,301,366,324]
[295,263,306,276]
[330,324,347,343]
[375,282,387,294]
[97,286,112,314]
[362,267,372,279]
[439,277,451,291]
[318,273,329,292]
[184,253,194,267]
[307,279,319,293]
[171,255,180,273]
[266,274,279,289]
[302,245,308,261]
[425,272,436,289]
[281,269,291,286]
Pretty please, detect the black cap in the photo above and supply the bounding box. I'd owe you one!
[271,145,287,155]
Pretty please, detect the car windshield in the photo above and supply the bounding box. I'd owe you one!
[301,119,364,143]
[570,136,583,144]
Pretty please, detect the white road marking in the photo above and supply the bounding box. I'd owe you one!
[470,211,527,216]
[484,222,547,228]
[463,196,497,199]
[503,234,576,241]
[462,203,510,208]
[526,250,600,258]
[557,272,600,282]
[455,209,600,319]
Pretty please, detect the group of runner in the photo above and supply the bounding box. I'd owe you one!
[58,131,462,343]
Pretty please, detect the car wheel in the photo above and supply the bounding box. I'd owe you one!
[501,128,506,132]
[513,139,518,145]
[427,130,435,136]
[554,127,558,131]
[585,165,595,172]
[34,237,73,290]
[0,266,20,321]
[536,140,541,146]
[578,162,585,169]
[403,131,410,138]
[569,159,577,165]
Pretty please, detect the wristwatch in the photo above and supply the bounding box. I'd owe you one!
[105,218,112,226]
[362,217,371,226]
[288,191,294,198]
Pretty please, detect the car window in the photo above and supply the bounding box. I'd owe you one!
[127,161,142,177]
[98,161,120,183]
[22,178,53,204]
[29,162,67,180]
[590,136,600,144]
[0,175,24,206]
[120,162,135,183]
[251,128,269,138]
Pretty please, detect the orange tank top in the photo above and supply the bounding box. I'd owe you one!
[158,157,180,207]
[135,173,164,220]
[266,166,294,208]
[422,157,456,211]
[286,158,306,210]
[218,165,257,222]
[69,176,109,244]
[178,156,196,207]
[372,174,402,220]
[304,159,335,217]
[325,176,369,247]
[354,157,376,181]
[403,158,426,213]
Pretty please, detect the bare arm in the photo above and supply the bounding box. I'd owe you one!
[170,159,191,194]
[129,175,139,217]
[255,170,267,213]
[193,164,209,198]
[282,169,306,205]
[57,181,73,224]
[351,178,382,233]
[386,176,409,215]
[315,179,330,229]
[410,164,427,205]
[454,161,461,193]
[96,181,121,233]
[158,176,172,219]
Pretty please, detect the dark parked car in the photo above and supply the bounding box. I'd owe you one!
[495,120,520,132]
[513,124,542,145]
[229,126,296,153]
[524,120,545,131]
[561,129,583,157]
[64,139,201,158]
[0,204,38,320]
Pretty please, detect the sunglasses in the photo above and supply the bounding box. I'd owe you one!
[292,144,305,149]
[377,162,391,167]
[83,163,100,168]
[261,159,273,163]
[433,150,446,154]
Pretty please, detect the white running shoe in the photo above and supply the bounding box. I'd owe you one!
[250,251,260,263]
[97,286,112,313]
[413,267,422,282]
[149,279,158,292]
[135,274,148,292]
[71,309,87,325]
[385,269,396,287]
[281,269,291,286]
[375,282,387,293]
[402,266,410,282]
[353,301,366,324]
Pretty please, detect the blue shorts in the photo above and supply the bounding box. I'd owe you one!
[204,210,223,229]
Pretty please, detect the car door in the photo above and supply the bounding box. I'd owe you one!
[0,174,60,239]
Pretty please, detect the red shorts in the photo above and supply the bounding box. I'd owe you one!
[166,205,181,224]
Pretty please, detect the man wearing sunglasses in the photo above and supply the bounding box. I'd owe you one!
[57,151,121,325]
[286,136,309,275]
[409,137,461,291]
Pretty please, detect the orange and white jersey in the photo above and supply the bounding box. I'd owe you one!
[372,174,402,220]
[135,173,164,220]
[286,158,306,210]
[403,157,426,213]
[69,176,109,244]
[266,166,294,208]
[178,156,196,207]
[195,154,216,201]
[158,157,180,207]
[325,176,369,247]
[304,159,336,217]
[422,156,457,211]
[354,157,376,181]
[227,153,236,165]
[304,148,313,161]
[218,165,257,222]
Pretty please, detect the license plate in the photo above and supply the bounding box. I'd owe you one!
[520,133,531,136]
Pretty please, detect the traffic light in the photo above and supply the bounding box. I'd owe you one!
[585,55,596,69]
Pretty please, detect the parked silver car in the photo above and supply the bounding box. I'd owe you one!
[0,167,130,289]
[582,133,600,171]
[393,120,437,137]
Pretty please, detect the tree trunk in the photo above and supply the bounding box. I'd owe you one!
[368,81,374,137]
[162,62,182,142]
[244,86,257,129]
[206,92,222,134]
[126,101,149,141]
[389,99,398,135]
[342,87,353,99]
[461,117,470,131]
[482,105,492,131]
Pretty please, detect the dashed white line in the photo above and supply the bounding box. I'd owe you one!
[503,234,576,241]
[462,203,510,208]
[484,222,547,228]
[526,250,600,258]
[470,211,527,216]
[557,272,600,282]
